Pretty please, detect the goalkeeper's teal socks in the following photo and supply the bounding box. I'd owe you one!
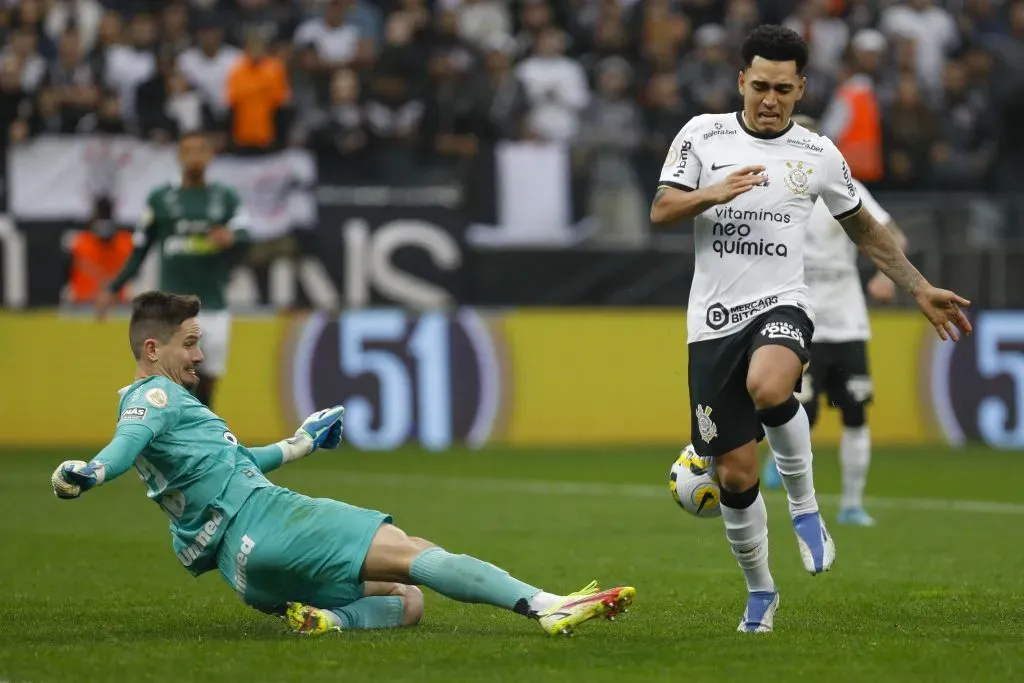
[331,596,406,629]
[409,547,540,613]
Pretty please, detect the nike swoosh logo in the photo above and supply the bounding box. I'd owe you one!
[711,163,738,171]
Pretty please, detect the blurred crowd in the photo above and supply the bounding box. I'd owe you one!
[1,0,1023,205]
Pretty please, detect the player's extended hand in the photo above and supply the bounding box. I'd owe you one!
[50,460,100,499]
[208,226,236,249]
[914,285,972,341]
[708,165,767,205]
[94,289,115,321]
[867,272,897,304]
[296,406,345,451]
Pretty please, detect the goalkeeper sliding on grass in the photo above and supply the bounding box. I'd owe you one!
[50,291,635,636]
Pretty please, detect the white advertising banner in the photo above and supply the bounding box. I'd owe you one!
[9,136,317,240]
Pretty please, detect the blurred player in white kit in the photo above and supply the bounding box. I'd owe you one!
[762,114,908,528]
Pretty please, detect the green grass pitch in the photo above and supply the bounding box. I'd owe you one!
[1,445,1022,682]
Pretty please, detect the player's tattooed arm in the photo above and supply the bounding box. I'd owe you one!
[839,208,926,297]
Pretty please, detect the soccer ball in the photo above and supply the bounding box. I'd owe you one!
[669,444,722,519]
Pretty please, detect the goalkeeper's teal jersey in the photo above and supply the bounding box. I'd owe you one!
[115,376,272,576]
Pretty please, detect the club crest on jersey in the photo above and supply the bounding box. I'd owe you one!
[696,404,718,443]
[145,388,169,408]
[783,160,813,195]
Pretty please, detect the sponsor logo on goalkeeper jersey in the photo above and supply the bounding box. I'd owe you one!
[235,534,256,597]
[176,509,225,567]
[120,406,147,421]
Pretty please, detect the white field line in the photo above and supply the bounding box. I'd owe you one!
[339,472,1024,516]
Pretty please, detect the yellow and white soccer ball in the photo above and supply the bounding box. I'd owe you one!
[669,444,722,519]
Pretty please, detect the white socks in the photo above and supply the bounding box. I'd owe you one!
[763,402,819,518]
[528,591,562,613]
[721,492,775,593]
[840,426,871,510]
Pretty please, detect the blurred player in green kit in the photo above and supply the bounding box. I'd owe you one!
[52,291,636,636]
[96,131,250,409]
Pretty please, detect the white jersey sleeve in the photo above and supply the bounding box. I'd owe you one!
[853,179,891,225]
[658,116,704,191]
[817,141,863,221]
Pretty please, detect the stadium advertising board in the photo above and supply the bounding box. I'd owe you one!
[5,308,1008,450]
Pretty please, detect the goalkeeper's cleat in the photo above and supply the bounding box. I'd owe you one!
[284,602,341,635]
[536,581,636,637]
[761,458,783,490]
[737,590,779,633]
[792,512,836,575]
[837,507,876,527]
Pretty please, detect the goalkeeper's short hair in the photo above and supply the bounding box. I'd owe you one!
[128,292,202,359]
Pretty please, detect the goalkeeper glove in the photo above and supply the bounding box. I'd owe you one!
[296,405,345,451]
[51,460,104,499]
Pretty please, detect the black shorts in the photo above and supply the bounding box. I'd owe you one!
[688,305,814,458]
[802,341,873,410]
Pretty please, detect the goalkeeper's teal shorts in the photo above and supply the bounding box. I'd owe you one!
[215,485,391,611]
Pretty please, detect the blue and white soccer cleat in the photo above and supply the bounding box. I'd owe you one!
[737,590,779,633]
[297,406,345,450]
[837,507,876,527]
[792,512,836,575]
[761,457,783,490]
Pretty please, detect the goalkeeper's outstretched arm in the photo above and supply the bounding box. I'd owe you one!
[51,424,154,498]
[247,406,345,474]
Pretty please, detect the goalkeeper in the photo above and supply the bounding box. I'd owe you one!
[51,291,634,636]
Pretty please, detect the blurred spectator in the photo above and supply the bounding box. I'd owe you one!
[226,30,290,152]
[309,68,368,179]
[420,46,482,182]
[66,197,133,305]
[575,56,647,246]
[42,27,100,133]
[233,0,300,54]
[820,28,885,183]
[516,27,589,142]
[0,55,32,147]
[642,71,692,195]
[986,0,1024,191]
[138,49,207,143]
[364,57,424,183]
[429,10,482,73]
[929,58,994,190]
[880,0,959,104]
[677,24,736,114]
[45,0,103,55]
[5,27,47,93]
[514,0,556,60]
[159,2,193,56]
[104,13,157,123]
[78,89,127,134]
[784,0,849,77]
[881,74,940,190]
[477,34,528,143]
[177,20,242,129]
[294,0,377,73]
[457,0,511,51]
[87,11,123,85]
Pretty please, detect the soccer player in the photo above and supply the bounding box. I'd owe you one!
[51,292,635,636]
[650,25,971,633]
[760,114,908,528]
[96,131,250,410]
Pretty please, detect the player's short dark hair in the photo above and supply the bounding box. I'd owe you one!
[741,25,809,74]
[128,292,201,360]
